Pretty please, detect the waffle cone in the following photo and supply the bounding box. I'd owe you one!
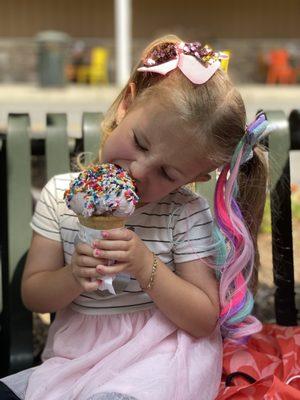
[78,215,126,230]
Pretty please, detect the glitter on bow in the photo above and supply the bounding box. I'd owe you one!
[142,42,224,69]
[143,43,178,67]
[138,41,229,85]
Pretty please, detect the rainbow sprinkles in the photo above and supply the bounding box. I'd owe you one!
[64,163,139,218]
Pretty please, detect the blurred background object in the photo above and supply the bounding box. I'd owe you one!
[66,40,87,83]
[75,47,109,84]
[266,49,297,84]
[36,30,71,87]
[220,50,230,74]
[87,47,109,84]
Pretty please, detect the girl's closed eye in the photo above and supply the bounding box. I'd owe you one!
[161,167,175,182]
[133,131,148,152]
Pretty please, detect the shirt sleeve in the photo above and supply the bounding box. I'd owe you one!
[172,196,216,264]
[30,177,61,242]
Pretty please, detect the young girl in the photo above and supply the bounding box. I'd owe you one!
[1,35,268,400]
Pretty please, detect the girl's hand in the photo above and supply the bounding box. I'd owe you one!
[70,242,107,292]
[93,228,154,286]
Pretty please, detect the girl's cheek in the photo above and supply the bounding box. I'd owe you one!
[103,136,135,162]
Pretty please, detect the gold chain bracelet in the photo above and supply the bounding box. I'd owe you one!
[142,253,158,290]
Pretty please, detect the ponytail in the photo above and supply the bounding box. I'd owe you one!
[237,146,268,292]
[213,113,268,340]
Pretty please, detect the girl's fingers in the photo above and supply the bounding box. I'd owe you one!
[98,228,132,242]
[76,266,105,279]
[77,255,102,267]
[93,240,129,253]
[96,263,125,275]
[94,250,126,262]
[78,278,100,292]
[76,242,94,256]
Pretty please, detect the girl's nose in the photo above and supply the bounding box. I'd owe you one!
[129,161,149,181]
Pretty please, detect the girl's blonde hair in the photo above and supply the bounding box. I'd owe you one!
[102,35,246,165]
[101,34,267,292]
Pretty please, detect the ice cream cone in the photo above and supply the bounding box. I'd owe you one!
[78,215,126,230]
[65,164,138,295]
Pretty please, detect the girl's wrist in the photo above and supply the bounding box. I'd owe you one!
[67,264,84,294]
[135,251,157,290]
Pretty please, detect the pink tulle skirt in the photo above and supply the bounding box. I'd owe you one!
[25,307,222,400]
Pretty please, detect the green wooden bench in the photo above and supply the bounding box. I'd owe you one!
[0,112,102,376]
[0,110,299,378]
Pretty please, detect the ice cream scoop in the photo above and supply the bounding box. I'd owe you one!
[64,163,139,217]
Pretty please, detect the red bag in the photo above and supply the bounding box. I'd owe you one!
[216,324,300,399]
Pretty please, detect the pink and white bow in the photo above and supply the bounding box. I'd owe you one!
[137,42,228,84]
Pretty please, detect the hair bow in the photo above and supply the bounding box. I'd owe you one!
[137,42,229,84]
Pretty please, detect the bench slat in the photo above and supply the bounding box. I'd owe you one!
[2,114,33,374]
[46,113,70,180]
[82,112,103,159]
[267,110,297,325]
[7,114,32,281]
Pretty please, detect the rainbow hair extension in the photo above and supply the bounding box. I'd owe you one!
[213,112,268,340]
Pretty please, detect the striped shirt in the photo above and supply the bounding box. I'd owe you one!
[31,173,217,315]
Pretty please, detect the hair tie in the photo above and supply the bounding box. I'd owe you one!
[238,111,269,166]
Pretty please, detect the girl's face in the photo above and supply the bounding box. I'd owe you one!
[101,100,217,203]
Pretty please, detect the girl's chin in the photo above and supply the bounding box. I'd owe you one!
[137,193,149,204]
[136,187,167,204]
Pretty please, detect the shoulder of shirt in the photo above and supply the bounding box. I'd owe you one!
[166,186,207,205]
[45,172,79,201]
[150,186,209,213]
[50,172,79,187]
[52,172,79,182]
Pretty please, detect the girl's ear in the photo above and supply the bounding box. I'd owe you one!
[116,82,136,124]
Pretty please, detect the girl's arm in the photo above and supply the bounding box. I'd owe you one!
[140,258,220,338]
[93,229,219,338]
[21,232,81,312]
[21,232,101,313]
